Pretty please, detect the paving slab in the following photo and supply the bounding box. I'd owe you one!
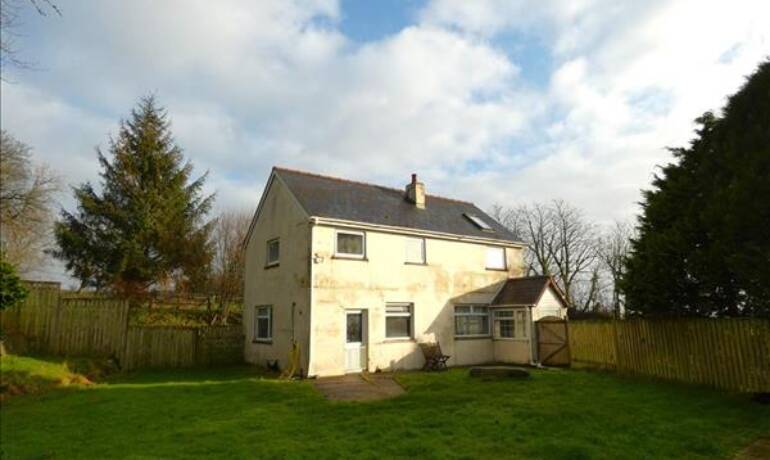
[314,373,405,401]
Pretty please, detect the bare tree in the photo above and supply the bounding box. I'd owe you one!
[491,200,607,310]
[0,130,59,273]
[209,209,251,321]
[0,0,60,77]
[492,202,557,276]
[596,220,635,317]
[547,200,598,308]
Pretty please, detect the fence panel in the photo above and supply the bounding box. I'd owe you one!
[52,298,130,356]
[568,321,617,368]
[569,318,770,393]
[195,325,244,367]
[0,282,60,353]
[2,283,244,371]
[122,326,197,370]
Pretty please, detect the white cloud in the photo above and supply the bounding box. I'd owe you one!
[2,0,769,235]
[419,0,770,222]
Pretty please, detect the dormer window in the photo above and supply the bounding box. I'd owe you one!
[464,213,494,232]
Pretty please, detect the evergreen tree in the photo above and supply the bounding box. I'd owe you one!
[622,61,770,318]
[0,257,28,310]
[53,96,214,296]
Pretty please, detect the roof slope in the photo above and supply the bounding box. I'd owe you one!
[492,276,569,307]
[274,167,520,243]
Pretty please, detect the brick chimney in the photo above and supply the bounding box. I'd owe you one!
[405,173,425,209]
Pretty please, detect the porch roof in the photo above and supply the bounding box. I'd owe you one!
[491,276,569,308]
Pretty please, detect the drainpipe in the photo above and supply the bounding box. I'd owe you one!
[307,218,317,377]
[529,306,538,366]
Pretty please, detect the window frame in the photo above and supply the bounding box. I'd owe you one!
[485,246,507,271]
[385,302,413,340]
[334,230,366,259]
[454,305,491,338]
[404,236,426,265]
[265,238,280,268]
[493,308,529,340]
[253,305,273,343]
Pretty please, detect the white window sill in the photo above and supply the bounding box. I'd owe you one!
[332,254,368,261]
[493,337,529,342]
[382,337,415,343]
[454,335,492,340]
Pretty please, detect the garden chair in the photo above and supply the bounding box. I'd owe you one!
[419,341,450,371]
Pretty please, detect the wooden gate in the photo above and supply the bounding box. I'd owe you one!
[537,317,570,366]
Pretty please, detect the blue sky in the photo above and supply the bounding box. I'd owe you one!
[1,0,769,283]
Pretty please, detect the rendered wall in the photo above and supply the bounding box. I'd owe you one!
[309,225,525,377]
[243,177,311,375]
[532,288,567,320]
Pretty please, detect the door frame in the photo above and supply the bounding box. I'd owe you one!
[344,309,368,373]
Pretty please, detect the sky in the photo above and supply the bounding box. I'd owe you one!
[1,0,769,283]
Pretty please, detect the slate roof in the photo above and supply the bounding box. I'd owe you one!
[492,275,569,307]
[273,167,521,243]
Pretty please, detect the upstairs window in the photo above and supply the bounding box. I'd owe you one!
[455,305,490,337]
[485,247,506,270]
[335,230,365,259]
[254,306,272,342]
[404,237,426,264]
[266,238,280,267]
[385,303,413,339]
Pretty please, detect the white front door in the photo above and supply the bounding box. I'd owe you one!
[345,310,367,372]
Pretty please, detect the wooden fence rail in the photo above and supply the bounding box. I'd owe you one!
[0,282,243,371]
[569,319,770,393]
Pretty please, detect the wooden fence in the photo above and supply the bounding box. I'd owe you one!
[0,282,243,371]
[569,319,770,393]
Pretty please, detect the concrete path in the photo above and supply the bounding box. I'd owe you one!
[314,373,405,401]
[734,436,770,460]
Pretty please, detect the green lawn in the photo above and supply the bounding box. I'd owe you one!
[1,358,768,459]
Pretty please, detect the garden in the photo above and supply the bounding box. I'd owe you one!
[1,354,768,459]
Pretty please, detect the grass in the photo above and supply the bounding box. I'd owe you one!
[1,358,768,459]
[0,355,92,399]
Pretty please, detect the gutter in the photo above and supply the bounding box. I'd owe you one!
[311,216,526,248]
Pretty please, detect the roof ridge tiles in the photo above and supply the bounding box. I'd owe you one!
[273,166,472,205]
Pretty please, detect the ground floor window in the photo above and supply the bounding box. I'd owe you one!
[385,303,413,339]
[254,305,272,341]
[494,309,528,339]
[455,305,489,337]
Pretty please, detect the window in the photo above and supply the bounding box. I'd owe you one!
[253,306,272,341]
[515,310,528,338]
[464,213,494,232]
[494,309,528,339]
[335,230,365,258]
[485,246,506,270]
[494,310,514,338]
[404,237,426,264]
[386,303,413,339]
[455,305,490,337]
[266,238,280,267]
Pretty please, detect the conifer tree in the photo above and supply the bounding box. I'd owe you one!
[622,61,770,317]
[53,96,214,296]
